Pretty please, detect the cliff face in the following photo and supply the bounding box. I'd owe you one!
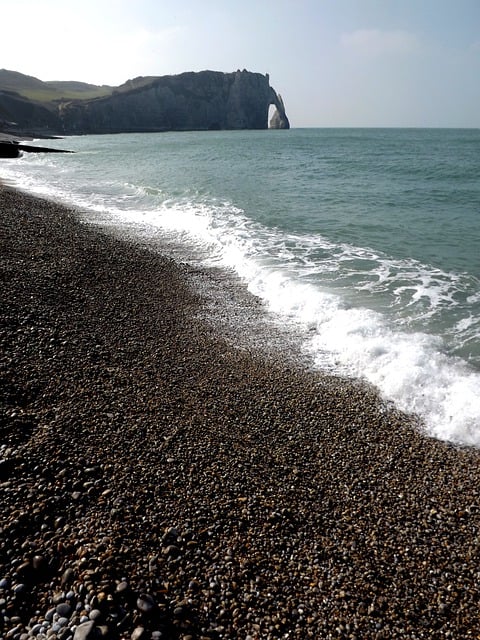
[0,90,60,132]
[0,69,289,135]
[58,70,289,133]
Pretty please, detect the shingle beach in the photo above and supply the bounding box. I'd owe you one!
[1,186,479,639]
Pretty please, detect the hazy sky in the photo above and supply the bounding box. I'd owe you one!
[1,0,479,127]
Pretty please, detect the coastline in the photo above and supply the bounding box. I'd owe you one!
[1,185,479,638]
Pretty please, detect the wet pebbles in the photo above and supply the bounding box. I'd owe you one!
[1,186,480,639]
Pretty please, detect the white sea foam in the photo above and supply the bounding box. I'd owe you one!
[114,197,480,447]
[94,194,480,447]
[4,146,480,447]
[211,233,480,446]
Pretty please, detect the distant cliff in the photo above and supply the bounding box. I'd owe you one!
[0,69,289,135]
[59,70,289,133]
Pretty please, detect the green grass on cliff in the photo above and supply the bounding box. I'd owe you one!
[0,69,113,103]
[20,86,113,103]
[0,69,166,106]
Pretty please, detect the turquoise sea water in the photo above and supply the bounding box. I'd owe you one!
[2,128,480,446]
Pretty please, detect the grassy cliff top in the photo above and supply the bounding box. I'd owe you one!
[0,69,113,102]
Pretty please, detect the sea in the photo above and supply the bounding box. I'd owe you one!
[2,128,480,447]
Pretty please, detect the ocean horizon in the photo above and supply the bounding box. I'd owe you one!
[2,127,480,447]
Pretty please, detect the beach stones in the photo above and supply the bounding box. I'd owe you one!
[56,603,72,618]
[73,621,96,640]
[61,568,75,588]
[1,186,480,639]
[131,627,146,640]
[136,594,156,614]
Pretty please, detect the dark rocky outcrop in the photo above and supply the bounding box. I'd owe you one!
[0,141,21,157]
[0,69,290,136]
[0,138,73,157]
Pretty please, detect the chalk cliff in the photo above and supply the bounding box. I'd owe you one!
[59,70,289,133]
[0,69,289,135]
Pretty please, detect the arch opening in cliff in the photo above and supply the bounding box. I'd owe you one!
[268,104,277,126]
[268,87,290,129]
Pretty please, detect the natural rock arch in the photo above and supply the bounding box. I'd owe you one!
[268,89,290,129]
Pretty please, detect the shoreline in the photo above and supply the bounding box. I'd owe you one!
[1,185,480,638]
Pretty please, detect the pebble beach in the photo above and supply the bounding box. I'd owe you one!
[1,185,480,639]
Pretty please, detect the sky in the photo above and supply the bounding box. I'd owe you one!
[1,0,479,127]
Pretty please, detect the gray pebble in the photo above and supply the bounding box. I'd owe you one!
[136,594,155,614]
[13,584,27,594]
[72,621,95,640]
[130,628,146,640]
[88,610,102,622]
[45,609,56,623]
[56,604,71,618]
[30,623,45,635]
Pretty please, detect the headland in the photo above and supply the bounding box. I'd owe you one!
[0,69,289,137]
